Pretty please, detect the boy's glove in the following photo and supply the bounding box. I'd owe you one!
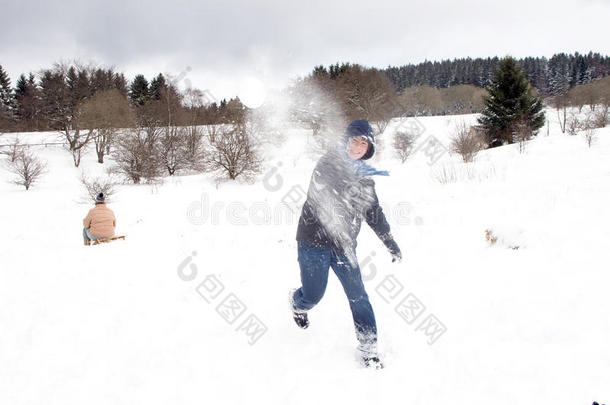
[381,234,402,263]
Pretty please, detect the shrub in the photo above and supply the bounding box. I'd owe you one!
[392,130,416,163]
[450,122,484,162]
[6,148,47,190]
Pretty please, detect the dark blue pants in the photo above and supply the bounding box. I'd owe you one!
[292,242,377,351]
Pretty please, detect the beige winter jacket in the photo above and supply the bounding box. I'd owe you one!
[83,204,116,238]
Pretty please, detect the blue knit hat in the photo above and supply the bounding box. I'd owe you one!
[95,192,105,204]
[345,119,375,160]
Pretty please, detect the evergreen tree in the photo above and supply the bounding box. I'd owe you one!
[113,73,128,97]
[477,56,545,146]
[39,69,70,130]
[0,64,15,118]
[66,66,91,113]
[90,68,109,94]
[14,73,41,129]
[548,53,571,97]
[14,74,28,100]
[129,74,149,106]
[149,73,167,100]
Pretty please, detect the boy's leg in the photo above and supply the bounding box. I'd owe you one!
[330,251,378,355]
[291,242,332,312]
[83,228,91,245]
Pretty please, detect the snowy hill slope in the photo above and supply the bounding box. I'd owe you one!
[1,111,609,405]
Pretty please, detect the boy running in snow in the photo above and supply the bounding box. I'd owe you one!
[289,119,402,369]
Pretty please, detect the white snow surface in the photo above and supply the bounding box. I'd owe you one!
[1,110,609,405]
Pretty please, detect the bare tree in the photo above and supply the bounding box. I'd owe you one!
[567,109,606,137]
[182,89,207,171]
[183,125,206,171]
[392,130,416,163]
[551,93,570,134]
[1,136,22,162]
[80,172,116,203]
[77,89,135,163]
[38,63,93,167]
[205,123,263,181]
[112,128,162,184]
[288,75,345,137]
[513,118,533,154]
[183,88,205,111]
[158,125,189,175]
[577,78,609,113]
[568,85,587,113]
[566,112,580,136]
[335,66,398,134]
[450,122,484,162]
[594,77,610,128]
[398,85,443,116]
[60,125,91,167]
[584,128,596,148]
[247,106,286,147]
[440,85,488,115]
[592,106,609,128]
[6,148,47,190]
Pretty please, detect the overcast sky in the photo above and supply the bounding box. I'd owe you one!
[2,0,609,105]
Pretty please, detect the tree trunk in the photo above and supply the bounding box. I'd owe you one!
[557,107,566,133]
[72,148,82,167]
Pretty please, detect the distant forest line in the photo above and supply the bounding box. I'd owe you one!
[0,51,609,133]
[381,51,610,96]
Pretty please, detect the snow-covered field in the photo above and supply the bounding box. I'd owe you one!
[1,110,609,405]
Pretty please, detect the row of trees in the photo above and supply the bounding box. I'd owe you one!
[2,114,265,189]
[109,113,263,184]
[399,84,487,116]
[287,55,610,156]
[448,57,608,162]
[390,56,547,163]
[0,63,129,132]
[2,53,608,189]
[566,77,610,112]
[0,63,248,133]
[287,63,486,139]
[383,52,610,96]
[552,76,610,134]
[0,61,266,187]
[4,52,608,137]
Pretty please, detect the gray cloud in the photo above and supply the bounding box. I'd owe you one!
[2,0,609,99]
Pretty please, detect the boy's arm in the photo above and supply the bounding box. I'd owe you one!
[363,181,402,262]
